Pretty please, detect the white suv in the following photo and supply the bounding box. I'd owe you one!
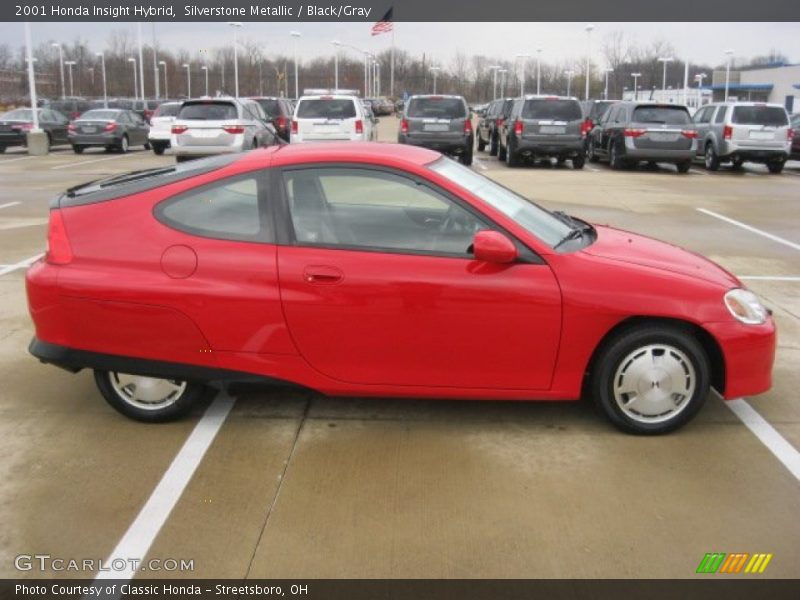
[147,101,182,155]
[291,95,373,143]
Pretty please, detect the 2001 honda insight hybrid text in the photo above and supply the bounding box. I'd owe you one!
[26,143,775,433]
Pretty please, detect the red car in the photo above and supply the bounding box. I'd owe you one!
[26,143,776,433]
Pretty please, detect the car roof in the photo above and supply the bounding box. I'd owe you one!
[709,101,786,108]
[239,142,441,170]
[522,95,579,101]
[409,94,465,99]
[297,95,358,101]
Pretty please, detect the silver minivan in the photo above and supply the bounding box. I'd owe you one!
[693,102,791,173]
[171,97,278,162]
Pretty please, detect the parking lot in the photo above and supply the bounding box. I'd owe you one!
[1,117,799,580]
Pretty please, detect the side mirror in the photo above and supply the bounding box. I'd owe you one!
[472,230,517,264]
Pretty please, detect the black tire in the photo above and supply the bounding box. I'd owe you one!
[572,155,585,170]
[144,142,151,150]
[460,145,473,166]
[72,145,84,154]
[489,133,498,157]
[94,369,206,423]
[676,161,691,174]
[105,146,114,153]
[767,160,784,174]
[118,135,129,154]
[587,142,599,163]
[0,145,6,153]
[477,135,486,152]
[732,157,745,170]
[590,325,710,435]
[704,143,720,171]
[505,139,520,167]
[498,140,507,161]
[152,144,165,156]
[45,133,52,152]
[609,139,625,170]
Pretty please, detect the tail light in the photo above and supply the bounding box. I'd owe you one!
[681,130,698,139]
[495,118,504,128]
[144,110,153,121]
[788,129,794,141]
[103,122,116,132]
[624,128,646,138]
[291,120,298,134]
[46,210,73,265]
[580,119,593,138]
[723,125,733,140]
[223,125,245,134]
[13,122,34,132]
[513,120,523,136]
[67,123,76,132]
[171,125,188,135]
[355,119,363,134]
[276,115,287,131]
[463,118,472,134]
[400,119,409,134]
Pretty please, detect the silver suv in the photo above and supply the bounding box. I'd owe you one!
[693,102,792,173]
[171,97,278,162]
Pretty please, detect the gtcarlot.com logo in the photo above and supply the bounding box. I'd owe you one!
[696,552,773,574]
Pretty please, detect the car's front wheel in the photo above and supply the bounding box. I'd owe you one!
[94,370,206,422]
[477,135,486,152]
[590,325,710,434]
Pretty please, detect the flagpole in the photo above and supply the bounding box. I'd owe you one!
[390,26,395,98]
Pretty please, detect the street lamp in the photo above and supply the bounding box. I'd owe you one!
[127,58,137,100]
[374,61,380,96]
[228,22,242,97]
[499,68,508,97]
[159,60,168,99]
[64,60,75,97]
[290,31,301,99]
[658,56,674,93]
[724,49,734,101]
[695,72,707,88]
[516,54,531,96]
[488,65,501,100]
[201,65,209,96]
[536,48,543,95]
[631,72,641,99]
[565,69,574,97]
[331,40,341,91]
[182,63,191,97]
[603,67,613,100]
[584,24,595,100]
[430,66,441,94]
[51,43,65,99]
[96,52,107,108]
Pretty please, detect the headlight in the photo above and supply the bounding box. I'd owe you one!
[724,288,768,325]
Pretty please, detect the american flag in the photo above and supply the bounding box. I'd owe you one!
[371,8,393,36]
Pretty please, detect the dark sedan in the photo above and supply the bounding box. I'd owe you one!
[0,108,70,152]
[68,109,150,154]
[791,113,800,161]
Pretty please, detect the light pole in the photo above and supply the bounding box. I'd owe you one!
[290,31,301,99]
[499,68,508,97]
[631,72,641,100]
[201,65,209,96]
[331,40,341,91]
[724,49,734,102]
[658,57,673,94]
[51,43,65,99]
[152,23,160,99]
[127,58,137,100]
[565,69,574,97]
[64,60,75,97]
[137,22,145,103]
[182,63,191,97]
[430,66,441,94]
[488,65,501,100]
[96,52,107,108]
[584,24,595,100]
[374,61,380,96]
[695,72,707,88]
[24,22,41,149]
[536,48,542,95]
[516,54,531,96]
[603,67,613,100]
[228,22,242,97]
[159,60,168,99]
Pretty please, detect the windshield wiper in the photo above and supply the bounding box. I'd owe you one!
[552,212,594,250]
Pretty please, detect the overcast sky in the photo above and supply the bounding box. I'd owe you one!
[1,22,798,67]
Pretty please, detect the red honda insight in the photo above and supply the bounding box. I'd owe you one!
[26,143,776,433]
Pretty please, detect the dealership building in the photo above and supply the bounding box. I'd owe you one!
[707,63,800,111]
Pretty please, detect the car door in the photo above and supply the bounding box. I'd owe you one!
[130,111,149,145]
[275,165,562,390]
[693,106,713,156]
[51,110,70,143]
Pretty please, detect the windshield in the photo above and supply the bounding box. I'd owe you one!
[429,158,572,248]
[523,99,582,120]
[632,106,691,125]
[732,106,788,127]
[179,102,238,120]
[1,109,36,121]
[79,110,119,121]
[407,97,466,119]
[296,99,356,119]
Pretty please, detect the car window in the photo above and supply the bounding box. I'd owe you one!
[283,167,485,256]
[632,106,691,125]
[157,175,262,242]
[2,109,33,120]
[731,106,788,127]
[79,110,119,121]
[714,106,727,124]
[522,99,582,121]
[178,102,238,120]
[153,103,181,117]
[407,97,466,119]
[591,102,615,121]
[296,99,357,119]
[254,98,281,117]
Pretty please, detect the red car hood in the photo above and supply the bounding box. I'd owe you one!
[582,225,740,288]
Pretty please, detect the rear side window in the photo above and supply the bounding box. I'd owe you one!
[156,175,264,242]
[255,99,281,116]
[522,100,582,120]
[732,106,788,127]
[591,102,615,120]
[632,106,691,125]
[407,97,466,119]
[297,99,357,119]
[714,107,727,124]
[154,103,181,117]
[179,102,238,121]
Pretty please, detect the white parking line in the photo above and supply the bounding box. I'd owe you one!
[689,168,709,176]
[94,393,235,581]
[0,253,44,277]
[697,208,800,252]
[50,153,137,170]
[0,201,21,210]
[473,157,488,171]
[0,155,37,165]
[739,276,800,282]
[726,399,800,481]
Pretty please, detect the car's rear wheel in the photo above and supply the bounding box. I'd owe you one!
[590,325,710,434]
[676,161,691,174]
[118,135,129,153]
[587,142,599,163]
[94,370,205,422]
[498,140,507,161]
[704,143,720,171]
[72,145,84,154]
[477,135,486,152]
[572,155,585,169]
[460,145,473,166]
[609,140,625,170]
[143,142,151,150]
[0,145,6,153]
[505,140,520,167]
[732,157,745,170]
[767,159,784,174]
[489,134,498,157]
[152,143,165,156]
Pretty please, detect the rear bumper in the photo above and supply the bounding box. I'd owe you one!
[624,147,695,162]
[68,133,119,146]
[290,134,366,143]
[515,138,583,156]
[720,147,789,162]
[148,131,171,142]
[398,134,471,153]
[173,145,243,156]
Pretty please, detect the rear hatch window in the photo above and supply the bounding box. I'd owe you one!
[296,99,356,119]
[255,99,281,117]
[407,97,466,119]
[79,110,119,121]
[732,106,788,127]
[2,109,34,120]
[632,106,691,125]
[178,102,238,120]
[522,99,582,120]
[153,103,181,118]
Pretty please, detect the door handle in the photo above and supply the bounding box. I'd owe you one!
[303,265,344,284]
